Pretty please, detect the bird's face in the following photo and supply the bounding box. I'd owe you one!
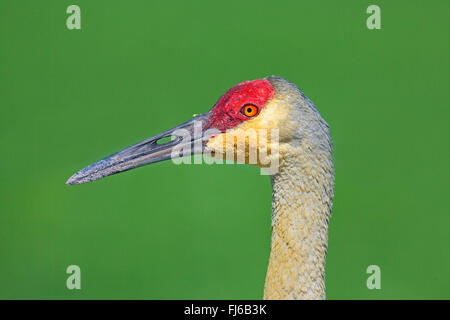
[204,79,288,167]
[67,77,301,185]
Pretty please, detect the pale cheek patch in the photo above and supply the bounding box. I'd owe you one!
[205,129,279,169]
[238,98,299,143]
[205,98,295,168]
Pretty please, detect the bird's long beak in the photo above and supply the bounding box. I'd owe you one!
[66,112,213,185]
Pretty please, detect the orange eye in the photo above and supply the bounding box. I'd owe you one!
[241,104,259,117]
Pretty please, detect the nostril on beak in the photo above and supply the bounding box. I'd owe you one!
[156,136,175,145]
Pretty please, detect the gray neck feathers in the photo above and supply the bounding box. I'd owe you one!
[263,76,334,299]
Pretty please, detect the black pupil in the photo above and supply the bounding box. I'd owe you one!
[247,107,252,113]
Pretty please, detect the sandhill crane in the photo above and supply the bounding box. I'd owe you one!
[66,76,334,300]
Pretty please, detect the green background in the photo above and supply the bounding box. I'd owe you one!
[0,0,448,299]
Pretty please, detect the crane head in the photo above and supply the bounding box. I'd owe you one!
[66,76,317,185]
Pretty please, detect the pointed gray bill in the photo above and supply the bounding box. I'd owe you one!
[66,112,212,185]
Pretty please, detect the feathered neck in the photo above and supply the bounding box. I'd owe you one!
[263,138,334,300]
